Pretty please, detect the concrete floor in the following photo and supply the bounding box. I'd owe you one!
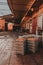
[0,32,43,65]
[0,32,16,65]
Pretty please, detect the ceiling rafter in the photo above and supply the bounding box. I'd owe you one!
[7,0,36,24]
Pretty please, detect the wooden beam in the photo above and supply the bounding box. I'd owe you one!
[21,0,35,24]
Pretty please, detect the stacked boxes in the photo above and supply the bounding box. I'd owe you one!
[15,36,39,54]
[27,38,38,53]
[15,38,26,55]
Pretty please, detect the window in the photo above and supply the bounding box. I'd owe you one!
[0,0,12,16]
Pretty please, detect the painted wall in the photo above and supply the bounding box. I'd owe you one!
[0,19,5,31]
[32,18,37,34]
[21,5,43,34]
[8,23,14,31]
